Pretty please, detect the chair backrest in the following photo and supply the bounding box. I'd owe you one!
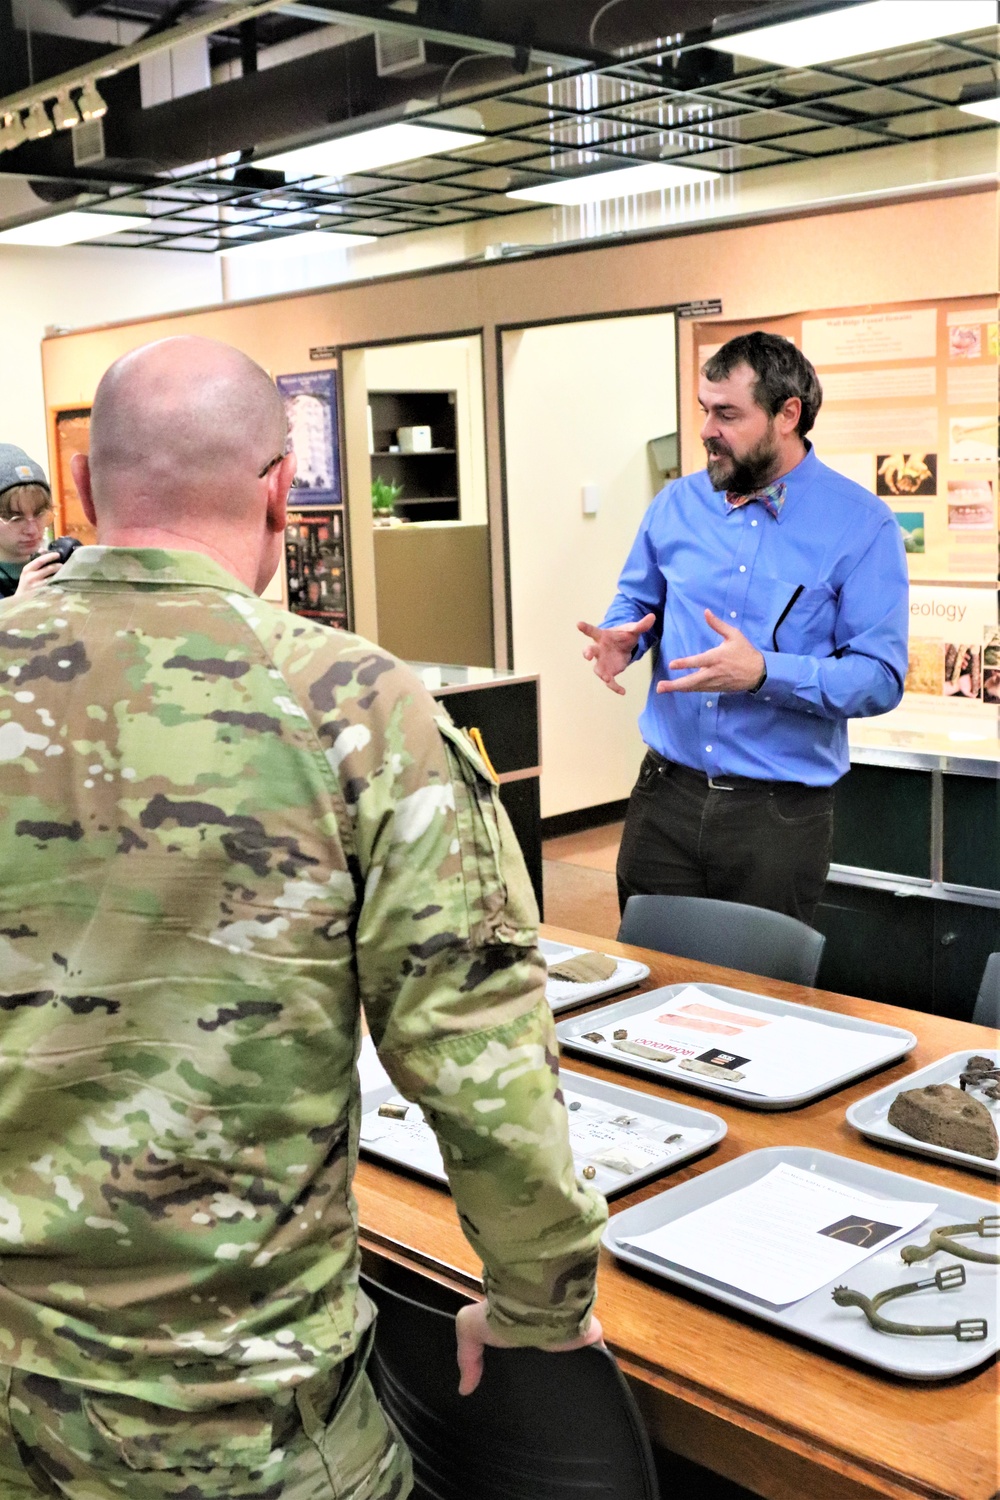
[361,1267,659,1500]
[618,894,825,987]
[973,953,1000,1029]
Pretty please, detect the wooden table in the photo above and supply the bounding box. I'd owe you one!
[355,926,1000,1500]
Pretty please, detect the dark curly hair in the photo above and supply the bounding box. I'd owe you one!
[702,331,823,438]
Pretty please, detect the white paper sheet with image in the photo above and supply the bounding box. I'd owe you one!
[619,1163,936,1305]
[602,986,896,1098]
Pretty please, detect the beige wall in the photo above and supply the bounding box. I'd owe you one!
[1,243,220,473]
[503,313,676,818]
[39,184,999,809]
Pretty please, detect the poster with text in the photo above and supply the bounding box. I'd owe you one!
[276,370,341,505]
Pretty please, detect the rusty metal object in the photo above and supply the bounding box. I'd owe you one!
[832,1264,987,1340]
[900,1216,999,1266]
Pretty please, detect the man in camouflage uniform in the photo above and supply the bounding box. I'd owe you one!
[0,337,607,1498]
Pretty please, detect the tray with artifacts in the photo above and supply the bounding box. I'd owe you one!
[847,1051,1000,1178]
[359,1070,725,1199]
[540,938,649,1014]
[603,1146,998,1379]
[556,984,916,1110]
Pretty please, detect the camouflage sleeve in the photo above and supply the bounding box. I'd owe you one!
[323,653,607,1345]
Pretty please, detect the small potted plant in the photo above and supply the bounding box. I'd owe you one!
[371,475,404,525]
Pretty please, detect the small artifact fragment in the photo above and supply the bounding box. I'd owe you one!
[612,1113,637,1126]
[887,1083,998,1160]
[582,1165,597,1180]
[664,1133,683,1145]
[591,1147,644,1175]
[582,1031,606,1044]
[832,1263,987,1341]
[568,1101,582,1111]
[377,1102,408,1120]
[680,1058,745,1082]
[959,1055,1000,1101]
[548,952,619,983]
[613,1028,629,1041]
[612,1039,674,1062]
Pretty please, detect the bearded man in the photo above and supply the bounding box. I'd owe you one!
[578,330,909,925]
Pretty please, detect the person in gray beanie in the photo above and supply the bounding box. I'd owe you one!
[0,444,64,600]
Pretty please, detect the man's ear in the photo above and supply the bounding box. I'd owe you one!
[70,453,97,526]
[266,451,295,535]
[776,396,802,437]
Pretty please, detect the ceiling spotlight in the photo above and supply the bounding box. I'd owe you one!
[78,81,108,122]
[53,93,81,131]
[0,113,26,153]
[24,100,54,141]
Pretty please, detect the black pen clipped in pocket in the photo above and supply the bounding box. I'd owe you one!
[771,585,804,651]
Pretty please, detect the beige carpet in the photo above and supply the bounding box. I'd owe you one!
[541,822,623,940]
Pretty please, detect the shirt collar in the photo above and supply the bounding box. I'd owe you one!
[55,546,256,596]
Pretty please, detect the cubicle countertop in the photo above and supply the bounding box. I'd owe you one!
[407,662,539,696]
[849,722,1000,779]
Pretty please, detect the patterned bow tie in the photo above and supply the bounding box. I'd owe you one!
[725,480,787,520]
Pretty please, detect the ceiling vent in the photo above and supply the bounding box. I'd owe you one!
[375,31,426,75]
[72,117,106,167]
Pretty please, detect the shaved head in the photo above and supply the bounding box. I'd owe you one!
[75,337,295,593]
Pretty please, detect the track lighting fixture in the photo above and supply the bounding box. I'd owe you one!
[53,93,81,131]
[78,81,108,122]
[24,100,54,141]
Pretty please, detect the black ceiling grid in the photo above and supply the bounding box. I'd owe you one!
[2,5,998,252]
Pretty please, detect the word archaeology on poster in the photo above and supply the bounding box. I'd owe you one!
[693,297,999,715]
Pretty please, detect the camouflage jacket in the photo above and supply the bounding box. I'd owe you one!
[0,548,606,1411]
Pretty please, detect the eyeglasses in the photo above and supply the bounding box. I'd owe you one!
[257,439,294,479]
[0,506,53,527]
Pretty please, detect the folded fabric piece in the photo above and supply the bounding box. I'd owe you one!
[548,951,619,983]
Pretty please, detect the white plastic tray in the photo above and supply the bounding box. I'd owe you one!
[847,1050,1000,1179]
[541,938,649,1014]
[556,982,916,1110]
[359,1069,725,1199]
[604,1146,999,1379]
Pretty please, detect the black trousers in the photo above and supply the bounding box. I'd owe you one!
[616,749,835,926]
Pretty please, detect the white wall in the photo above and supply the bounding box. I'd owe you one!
[0,243,221,471]
[503,312,676,818]
[363,336,487,523]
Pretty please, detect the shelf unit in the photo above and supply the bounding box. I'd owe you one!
[368,390,459,522]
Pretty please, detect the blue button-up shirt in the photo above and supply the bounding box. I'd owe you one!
[601,446,909,786]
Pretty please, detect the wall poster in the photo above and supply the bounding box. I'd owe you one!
[285,507,348,632]
[692,297,999,719]
[276,370,341,505]
[52,407,96,546]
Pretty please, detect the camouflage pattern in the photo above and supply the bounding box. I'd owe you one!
[0,547,606,1494]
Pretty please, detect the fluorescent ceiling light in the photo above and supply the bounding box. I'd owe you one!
[221,229,378,258]
[0,211,151,246]
[709,1,998,68]
[960,96,1000,121]
[256,122,485,180]
[507,161,719,206]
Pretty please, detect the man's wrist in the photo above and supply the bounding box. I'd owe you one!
[748,658,768,694]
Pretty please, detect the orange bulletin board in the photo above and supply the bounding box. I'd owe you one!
[692,298,1000,713]
[51,407,96,546]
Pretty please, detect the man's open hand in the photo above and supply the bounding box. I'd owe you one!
[657,609,765,694]
[577,614,657,696]
[455,1301,604,1396]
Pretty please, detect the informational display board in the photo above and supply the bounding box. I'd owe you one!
[692,297,999,715]
[276,369,341,505]
[52,407,96,546]
[285,506,348,631]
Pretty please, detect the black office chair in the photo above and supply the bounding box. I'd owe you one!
[361,1265,659,1500]
[973,953,1000,1029]
[618,894,825,987]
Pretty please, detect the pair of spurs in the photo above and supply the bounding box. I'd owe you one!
[899,1216,999,1266]
[832,1264,987,1341]
[959,1056,1000,1099]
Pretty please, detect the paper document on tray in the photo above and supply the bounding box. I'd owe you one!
[608,986,894,1097]
[619,1163,936,1305]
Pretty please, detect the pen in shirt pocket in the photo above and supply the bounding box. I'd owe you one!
[771,585,804,651]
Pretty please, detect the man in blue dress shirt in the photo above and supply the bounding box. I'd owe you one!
[578,331,909,925]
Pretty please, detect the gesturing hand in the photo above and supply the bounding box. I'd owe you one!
[657,609,765,695]
[455,1301,604,1396]
[577,613,657,696]
[14,552,62,599]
